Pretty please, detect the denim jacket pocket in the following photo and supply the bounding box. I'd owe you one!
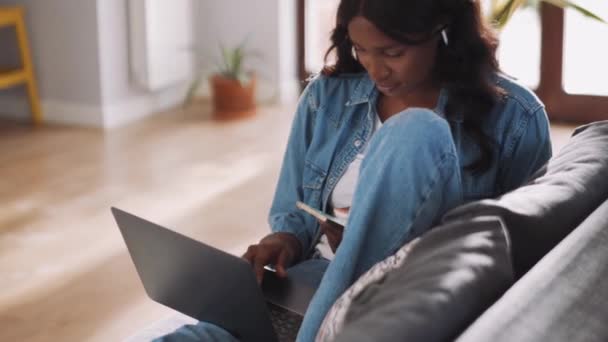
[303,160,327,206]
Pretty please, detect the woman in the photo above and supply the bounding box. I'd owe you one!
[157,0,551,340]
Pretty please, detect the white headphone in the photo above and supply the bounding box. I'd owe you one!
[441,29,449,46]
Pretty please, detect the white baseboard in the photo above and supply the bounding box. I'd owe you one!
[0,79,294,128]
[0,84,187,129]
[43,100,105,127]
[102,84,187,128]
[0,94,105,126]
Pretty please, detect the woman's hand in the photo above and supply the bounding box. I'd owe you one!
[319,220,344,253]
[242,232,302,284]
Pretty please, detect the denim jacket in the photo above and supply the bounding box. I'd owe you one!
[269,72,552,257]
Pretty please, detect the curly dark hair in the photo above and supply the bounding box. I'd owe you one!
[322,0,506,173]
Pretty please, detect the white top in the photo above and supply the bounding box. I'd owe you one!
[318,113,383,259]
[329,113,383,220]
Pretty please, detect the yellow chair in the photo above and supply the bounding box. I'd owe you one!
[0,6,42,125]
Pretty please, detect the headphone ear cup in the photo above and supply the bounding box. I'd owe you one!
[351,46,358,60]
[441,29,449,46]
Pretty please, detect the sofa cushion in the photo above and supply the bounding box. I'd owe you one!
[443,120,608,277]
[456,198,608,342]
[329,216,514,342]
[316,238,421,342]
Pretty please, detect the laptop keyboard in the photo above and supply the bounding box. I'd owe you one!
[267,302,303,342]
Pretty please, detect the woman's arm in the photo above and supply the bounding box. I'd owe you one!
[268,77,323,260]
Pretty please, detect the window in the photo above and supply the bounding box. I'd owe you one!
[563,0,608,96]
[497,5,542,89]
[536,4,608,122]
[304,0,339,74]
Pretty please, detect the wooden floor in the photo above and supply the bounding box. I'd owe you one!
[0,102,295,342]
[0,102,576,342]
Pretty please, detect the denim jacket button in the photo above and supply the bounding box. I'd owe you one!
[354,140,362,147]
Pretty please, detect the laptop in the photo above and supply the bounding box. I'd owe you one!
[111,207,319,342]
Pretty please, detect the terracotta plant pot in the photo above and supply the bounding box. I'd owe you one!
[210,74,256,120]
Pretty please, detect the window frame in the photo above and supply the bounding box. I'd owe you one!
[537,3,608,122]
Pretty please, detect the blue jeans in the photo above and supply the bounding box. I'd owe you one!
[154,109,463,342]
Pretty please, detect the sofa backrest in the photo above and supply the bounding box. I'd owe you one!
[443,120,608,277]
[456,197,608,342]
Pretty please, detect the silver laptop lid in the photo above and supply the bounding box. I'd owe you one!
[111,207,277,342]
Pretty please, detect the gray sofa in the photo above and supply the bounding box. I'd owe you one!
[333,120,608,342]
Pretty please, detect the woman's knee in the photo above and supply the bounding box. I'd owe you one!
[372,108,455,156]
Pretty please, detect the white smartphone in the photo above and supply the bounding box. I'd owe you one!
[295,201,347,227]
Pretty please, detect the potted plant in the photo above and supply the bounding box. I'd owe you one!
[185,40,258,120]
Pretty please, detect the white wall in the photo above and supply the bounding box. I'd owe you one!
[0,0,104,125]
[278,0,300,103]
[0,0,298,127]
[0,0,193,127]
[96,0,194,128]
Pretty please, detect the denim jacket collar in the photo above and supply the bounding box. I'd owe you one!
[345,74,376,107]
[343,73,464,123]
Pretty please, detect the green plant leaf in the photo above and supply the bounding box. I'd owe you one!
[237,72,250,86]
[491,0,606,28]
[220,43,233,76]
[542,0,606,23]
[492,0,529,28]
[231,47,242,79]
